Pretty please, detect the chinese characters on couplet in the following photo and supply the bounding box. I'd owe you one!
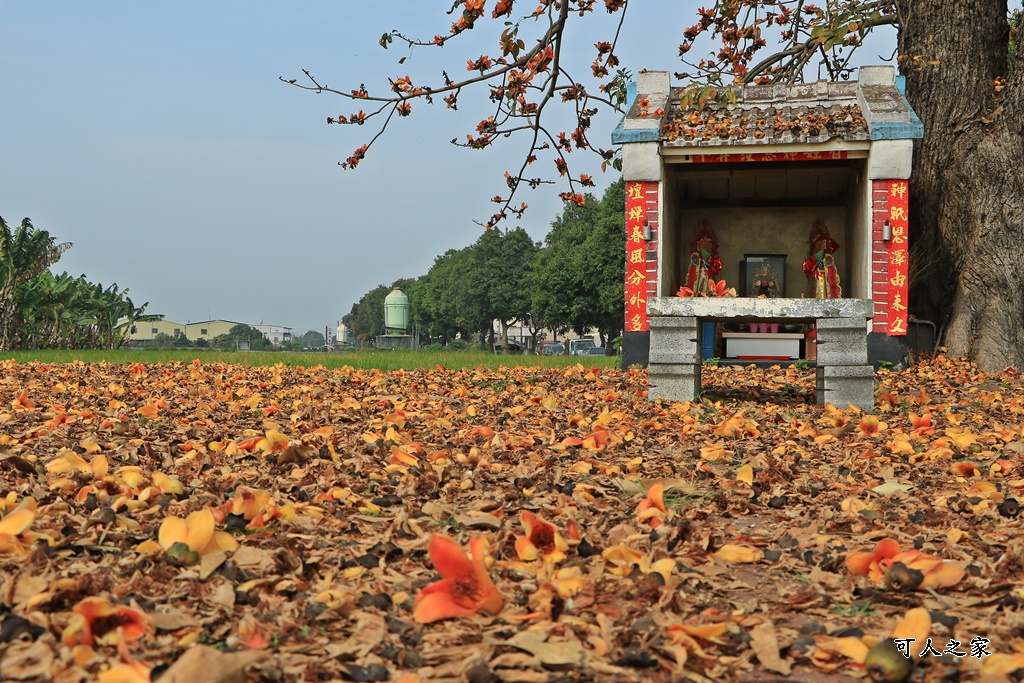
[624,181,652,333]
[892,637,992,659]
[887,180,910,336]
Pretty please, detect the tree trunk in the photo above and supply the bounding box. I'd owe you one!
[898,0,1024,371]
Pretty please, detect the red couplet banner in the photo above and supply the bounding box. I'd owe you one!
[887,180,909,336]
[624,181,649,333]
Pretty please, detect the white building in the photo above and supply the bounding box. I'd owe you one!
[252,324,292,345]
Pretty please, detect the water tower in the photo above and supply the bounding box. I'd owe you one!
[384,289,410,334]
[377,289,415,350]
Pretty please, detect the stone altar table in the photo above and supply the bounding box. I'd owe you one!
[647,297,875,410]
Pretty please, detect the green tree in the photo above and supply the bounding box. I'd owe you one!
[299,329,326,348]
[578,179,626,348]
[343,284,390,343]
[473,227,540,350]
[292,1,1024,371]
[532,198,596,340]
[0,217,71,350]
[416,248,485,344]
[531,181,624,345]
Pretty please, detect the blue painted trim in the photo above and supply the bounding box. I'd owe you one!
[870,74,924,140]
[871,121,924,140]
[610,80,653,145]
[611,122,660,144]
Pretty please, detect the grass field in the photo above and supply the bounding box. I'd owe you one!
[0,348,620,371]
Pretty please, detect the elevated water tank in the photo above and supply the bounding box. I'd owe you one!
[384,289,410,333]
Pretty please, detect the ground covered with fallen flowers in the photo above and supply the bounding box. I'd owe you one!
[2,356,1024,683]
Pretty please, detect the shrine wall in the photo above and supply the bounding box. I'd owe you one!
[659,183,681,296]
[675,205,848,298]
[845,163,871,300]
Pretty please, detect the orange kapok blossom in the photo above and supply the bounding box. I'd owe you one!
[858,415,887,436]
[413,534,503,623]
[514,511,569,563]
[845,538,900,579]
[157,508,238,559]
[0,497,38,557]
[636,483,669,529]
[846,538,964,590]
[707,279,737,297]
[62,596,153,647]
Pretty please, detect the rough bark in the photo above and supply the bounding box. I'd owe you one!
[898,0,1024,371]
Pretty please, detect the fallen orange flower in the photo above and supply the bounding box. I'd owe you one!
[909,412,933,435]
[0,497,38,557]
[11,389,35,410]
[0,497,36,536]
[514,511,568,563]
[62,596,153,647]
[157,508,239,561]
[257,429,290,454]
[636,483,669,529]
[951,461,981,477]
[846,538,964,590]
[845,537,900,578]
[413,534,503,623]
[224,486,281,529]
[858,415,887,436]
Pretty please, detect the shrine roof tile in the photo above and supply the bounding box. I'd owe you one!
[659,80,870,148]
[612,68,923,148]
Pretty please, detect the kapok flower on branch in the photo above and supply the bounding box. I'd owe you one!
[61,596,153,647]
[845,538,964,591]
[514,511,569,563]
[413,534,503,623]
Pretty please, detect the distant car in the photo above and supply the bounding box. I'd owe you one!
[582,346,607,356]
[540,343,565,356]
[492,342,524,354]
[568,338,597,356]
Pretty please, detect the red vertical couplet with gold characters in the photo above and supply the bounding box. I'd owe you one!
[887,180,909,336]
[624,182,649,332]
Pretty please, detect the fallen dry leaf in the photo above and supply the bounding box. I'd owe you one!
[0,355,1021,681]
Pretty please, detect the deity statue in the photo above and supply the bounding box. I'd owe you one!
[751,262,781,298]
[682,221,723,296]
[802,219,842,299]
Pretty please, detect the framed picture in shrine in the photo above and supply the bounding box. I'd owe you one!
[740,254,787,298]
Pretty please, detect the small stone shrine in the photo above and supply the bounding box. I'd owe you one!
[611,66,923,409]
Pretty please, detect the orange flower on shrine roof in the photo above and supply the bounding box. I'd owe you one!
[413,534,504,623]
[61,596,153,647]
[515,511,569,563]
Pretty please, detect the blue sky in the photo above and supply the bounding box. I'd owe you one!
[1,2,895,336]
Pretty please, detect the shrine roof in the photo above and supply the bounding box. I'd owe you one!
[612,66,923,148]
